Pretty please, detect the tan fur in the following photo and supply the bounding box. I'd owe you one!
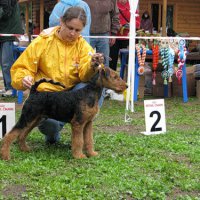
[1,67,127,160]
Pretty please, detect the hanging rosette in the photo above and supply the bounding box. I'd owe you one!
[176,69,183,84]
[136,43,146,75]
[168,47,175,82]
[176,39,187,84]
[152,40,159,85]
[161,70,169,85]
[160,40,169,85]
[168,68,174,82]
[138,66,145,75]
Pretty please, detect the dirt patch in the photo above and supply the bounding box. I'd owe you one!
[160,152,192,168]
[167,188,200,200]
[1,184,26,199]
[98,124,143,134]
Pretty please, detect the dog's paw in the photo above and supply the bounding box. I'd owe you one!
[73,153,87,159]
[1,151,10,160]
[20,145,31,152]
[87,151,98,157]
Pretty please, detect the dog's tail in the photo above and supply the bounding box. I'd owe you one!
[30,78,65,93]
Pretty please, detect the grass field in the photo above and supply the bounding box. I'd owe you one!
[0,96,200,199]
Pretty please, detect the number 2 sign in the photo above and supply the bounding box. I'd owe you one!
[143,99,166,135]
[0,103,15,139]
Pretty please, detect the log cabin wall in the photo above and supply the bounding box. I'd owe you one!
[32,0,57,30]
[23,0,200,36]
[19,0,200,50]
[19,0,58,33]
[139,0,200,37]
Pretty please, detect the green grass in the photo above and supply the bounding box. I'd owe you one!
[0,97,200,199]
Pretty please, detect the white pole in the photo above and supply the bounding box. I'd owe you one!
[126,0,139,113]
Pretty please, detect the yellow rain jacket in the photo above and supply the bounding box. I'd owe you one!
[11,26,95,92]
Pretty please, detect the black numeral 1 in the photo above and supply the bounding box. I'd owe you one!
[0,115,7,137]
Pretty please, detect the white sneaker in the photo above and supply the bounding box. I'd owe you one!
[104,89,112,98]
[110,91,124,101]
[0,89,5,94]
[2,89,13,97]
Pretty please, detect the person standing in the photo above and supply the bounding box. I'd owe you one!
[49,0,91,44]
[0,0,23,97]
[140,11,153,33]
[44,7,50,29]
[109,0,140,71]
[20,12,26,33]
[83,0,120,67]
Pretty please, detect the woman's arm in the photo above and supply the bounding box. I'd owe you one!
[11,37,45,90]
[77,39,104,82]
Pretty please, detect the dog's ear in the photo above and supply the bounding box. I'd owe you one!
[104,67,110,77]
[100,66,110,78]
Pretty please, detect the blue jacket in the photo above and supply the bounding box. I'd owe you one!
[49,0,91,43]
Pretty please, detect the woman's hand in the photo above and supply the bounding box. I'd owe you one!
[91,53,104,68]
[22,75,34,89]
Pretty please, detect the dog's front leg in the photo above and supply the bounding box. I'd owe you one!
[83,121,98,157]
[1,128,21,160]
[71,122,86,159]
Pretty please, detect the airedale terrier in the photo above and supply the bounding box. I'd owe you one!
[1,65,127,160]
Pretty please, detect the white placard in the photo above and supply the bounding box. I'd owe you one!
[0,103,15,139]
[142,99,166,135]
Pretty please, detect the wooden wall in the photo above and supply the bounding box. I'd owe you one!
[19,0,58,33]
[32,0,57,28]
[20,0,200,42]
[139,0,200,37]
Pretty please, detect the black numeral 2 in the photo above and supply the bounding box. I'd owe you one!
[150,111,162,132]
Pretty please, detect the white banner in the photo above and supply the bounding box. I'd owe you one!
[0,103,15,139]
[142,99,166,135]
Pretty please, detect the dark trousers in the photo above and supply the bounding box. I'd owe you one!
[109,39,129,71]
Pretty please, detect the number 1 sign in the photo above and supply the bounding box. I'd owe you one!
[0,103,15,139]
[143,99,166,135]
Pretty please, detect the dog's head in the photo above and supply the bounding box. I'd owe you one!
[96,65,128,93]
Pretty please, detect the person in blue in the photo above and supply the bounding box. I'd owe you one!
[49,0,91,44]
[0,0,23,97]
[83,0,120,67]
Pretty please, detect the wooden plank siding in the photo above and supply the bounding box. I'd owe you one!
[32,0,57,31]
[19,0,57,33]
[139,0,200,37]
[19,0,200,50]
